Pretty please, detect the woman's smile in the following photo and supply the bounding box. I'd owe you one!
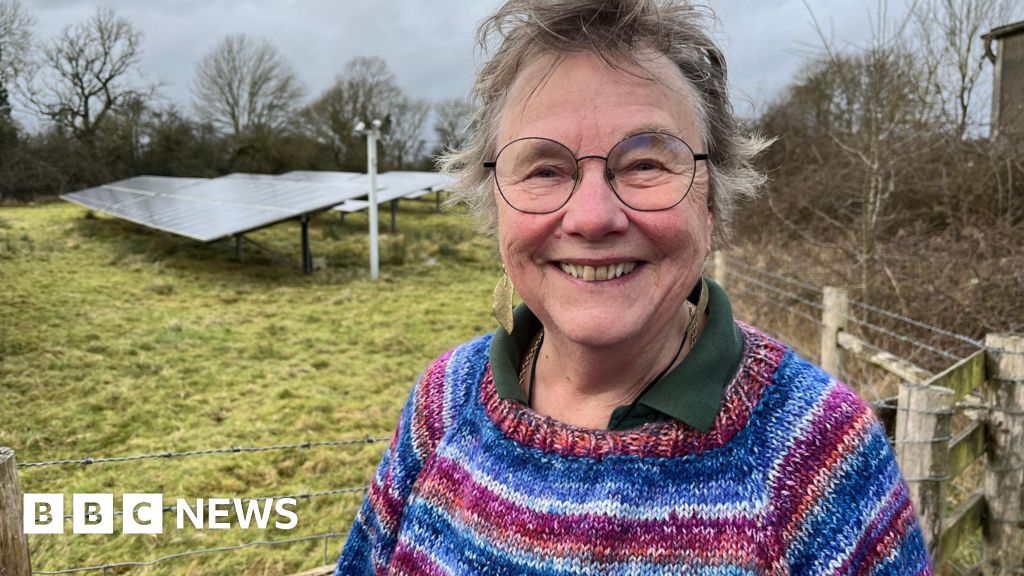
[556,261,639,282]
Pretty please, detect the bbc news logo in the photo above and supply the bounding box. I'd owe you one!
[24,494,298,534]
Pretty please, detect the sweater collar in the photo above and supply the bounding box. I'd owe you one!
[487,277,743,433]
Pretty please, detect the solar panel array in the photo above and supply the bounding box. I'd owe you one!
[61,174,368,242]
[62,170,452,244]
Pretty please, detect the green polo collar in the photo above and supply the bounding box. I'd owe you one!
[488,277,743,432]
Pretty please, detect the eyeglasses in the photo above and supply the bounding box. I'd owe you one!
[483,132,708,214]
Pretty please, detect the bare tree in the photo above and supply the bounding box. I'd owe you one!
[0,0,33,119]
[20,7,151,144]
[192,34,304,140]
[786,1,945,299]
[301,56,402,171]
[382,96,430,170]
[433,97,472,153]
[912,0,1018,138]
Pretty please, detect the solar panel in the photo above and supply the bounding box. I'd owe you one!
[335,199,371,213]
[62,170,454,274]
[327,171,452,212]
[106,176,207,193]
[279,170,363,183]
[61,174,369,242]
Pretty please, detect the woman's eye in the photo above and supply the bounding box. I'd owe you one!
[528,166,562,179]
[630,160,663,172]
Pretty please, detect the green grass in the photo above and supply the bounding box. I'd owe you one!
[0,197,499,575]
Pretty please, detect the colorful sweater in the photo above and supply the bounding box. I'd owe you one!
[335,324,931,575]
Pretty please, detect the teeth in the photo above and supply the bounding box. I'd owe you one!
[559,262,638,282]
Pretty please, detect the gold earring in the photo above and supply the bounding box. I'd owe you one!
[492,268,515,334]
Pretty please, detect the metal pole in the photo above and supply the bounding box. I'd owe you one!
[367,125,380,280]
[390,200,398,233]
[301,215,311,275]
[235,236,243,260]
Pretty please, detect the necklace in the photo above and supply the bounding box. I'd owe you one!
[521,278,708,429]
[520,329,544,405]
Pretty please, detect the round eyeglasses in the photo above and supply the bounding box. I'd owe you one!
[483,132,708,214]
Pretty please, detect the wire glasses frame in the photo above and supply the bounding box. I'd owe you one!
[483,132,708,214]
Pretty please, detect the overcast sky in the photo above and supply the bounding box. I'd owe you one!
[15,0,1004,129]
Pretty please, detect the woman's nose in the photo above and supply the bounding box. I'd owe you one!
[560,159,629,239]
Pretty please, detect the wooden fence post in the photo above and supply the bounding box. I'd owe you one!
[983,333,1024,576]
[894,384,954,556]
[820,287,848,378]
[1,447,32,576]
[712,251,727,289]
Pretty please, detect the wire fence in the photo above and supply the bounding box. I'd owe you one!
[723,256,988,390]
[55,486,370,521]
[16,257,1018,574]
[17,436,389,575]
[18,436,390,469]
[725,256,987,364]
[723,255,1022,571]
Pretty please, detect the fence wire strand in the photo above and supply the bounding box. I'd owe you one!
[725,269,825,311]
[870,398,954,416]
[60,486,370,520]
[845,314,963,361]
[725,283,824,326]
[848,297,983,349]
[31,531,348,574]
[19,437,390,469]
[725,258,824,294]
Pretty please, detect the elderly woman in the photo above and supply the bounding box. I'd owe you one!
[336,0,930,574]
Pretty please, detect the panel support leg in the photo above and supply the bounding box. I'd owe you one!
[390,200,398,233]
[235,236,244,260]
[301,215,312,275]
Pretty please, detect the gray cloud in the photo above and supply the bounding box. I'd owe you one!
[16,0,956,125]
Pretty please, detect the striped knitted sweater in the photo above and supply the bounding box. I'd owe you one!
[335,323,931,575]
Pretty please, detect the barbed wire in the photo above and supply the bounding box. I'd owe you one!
[725,269,825,311]
[845,315,963,361]
[31,531,348,574]
[847,297,983,348]
[18,436,390,469]
[726,283,824,326]
[956,402,1024,416]
[903,475,952,482]
[59,486,370,521]
[892,435,953,445]
[724,258,824,294]
[870,398,955,416]
[721,256,1024,364]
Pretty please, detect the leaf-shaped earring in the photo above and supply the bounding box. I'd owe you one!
[492,268,515,334]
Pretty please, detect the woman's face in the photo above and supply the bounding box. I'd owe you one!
[495,51,713,350]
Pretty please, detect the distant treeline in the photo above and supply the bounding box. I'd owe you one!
[0,0,1021,241]
[0,4,472,201]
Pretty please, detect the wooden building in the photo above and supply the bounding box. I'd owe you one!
[984,20,1024,138]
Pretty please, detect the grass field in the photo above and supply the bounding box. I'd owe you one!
[0,197,500,574]
[0,194,994,574]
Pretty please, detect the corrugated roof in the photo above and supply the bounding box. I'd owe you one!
[983,20,1024,41]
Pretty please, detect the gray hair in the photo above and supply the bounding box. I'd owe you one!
[438,0,772,242]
